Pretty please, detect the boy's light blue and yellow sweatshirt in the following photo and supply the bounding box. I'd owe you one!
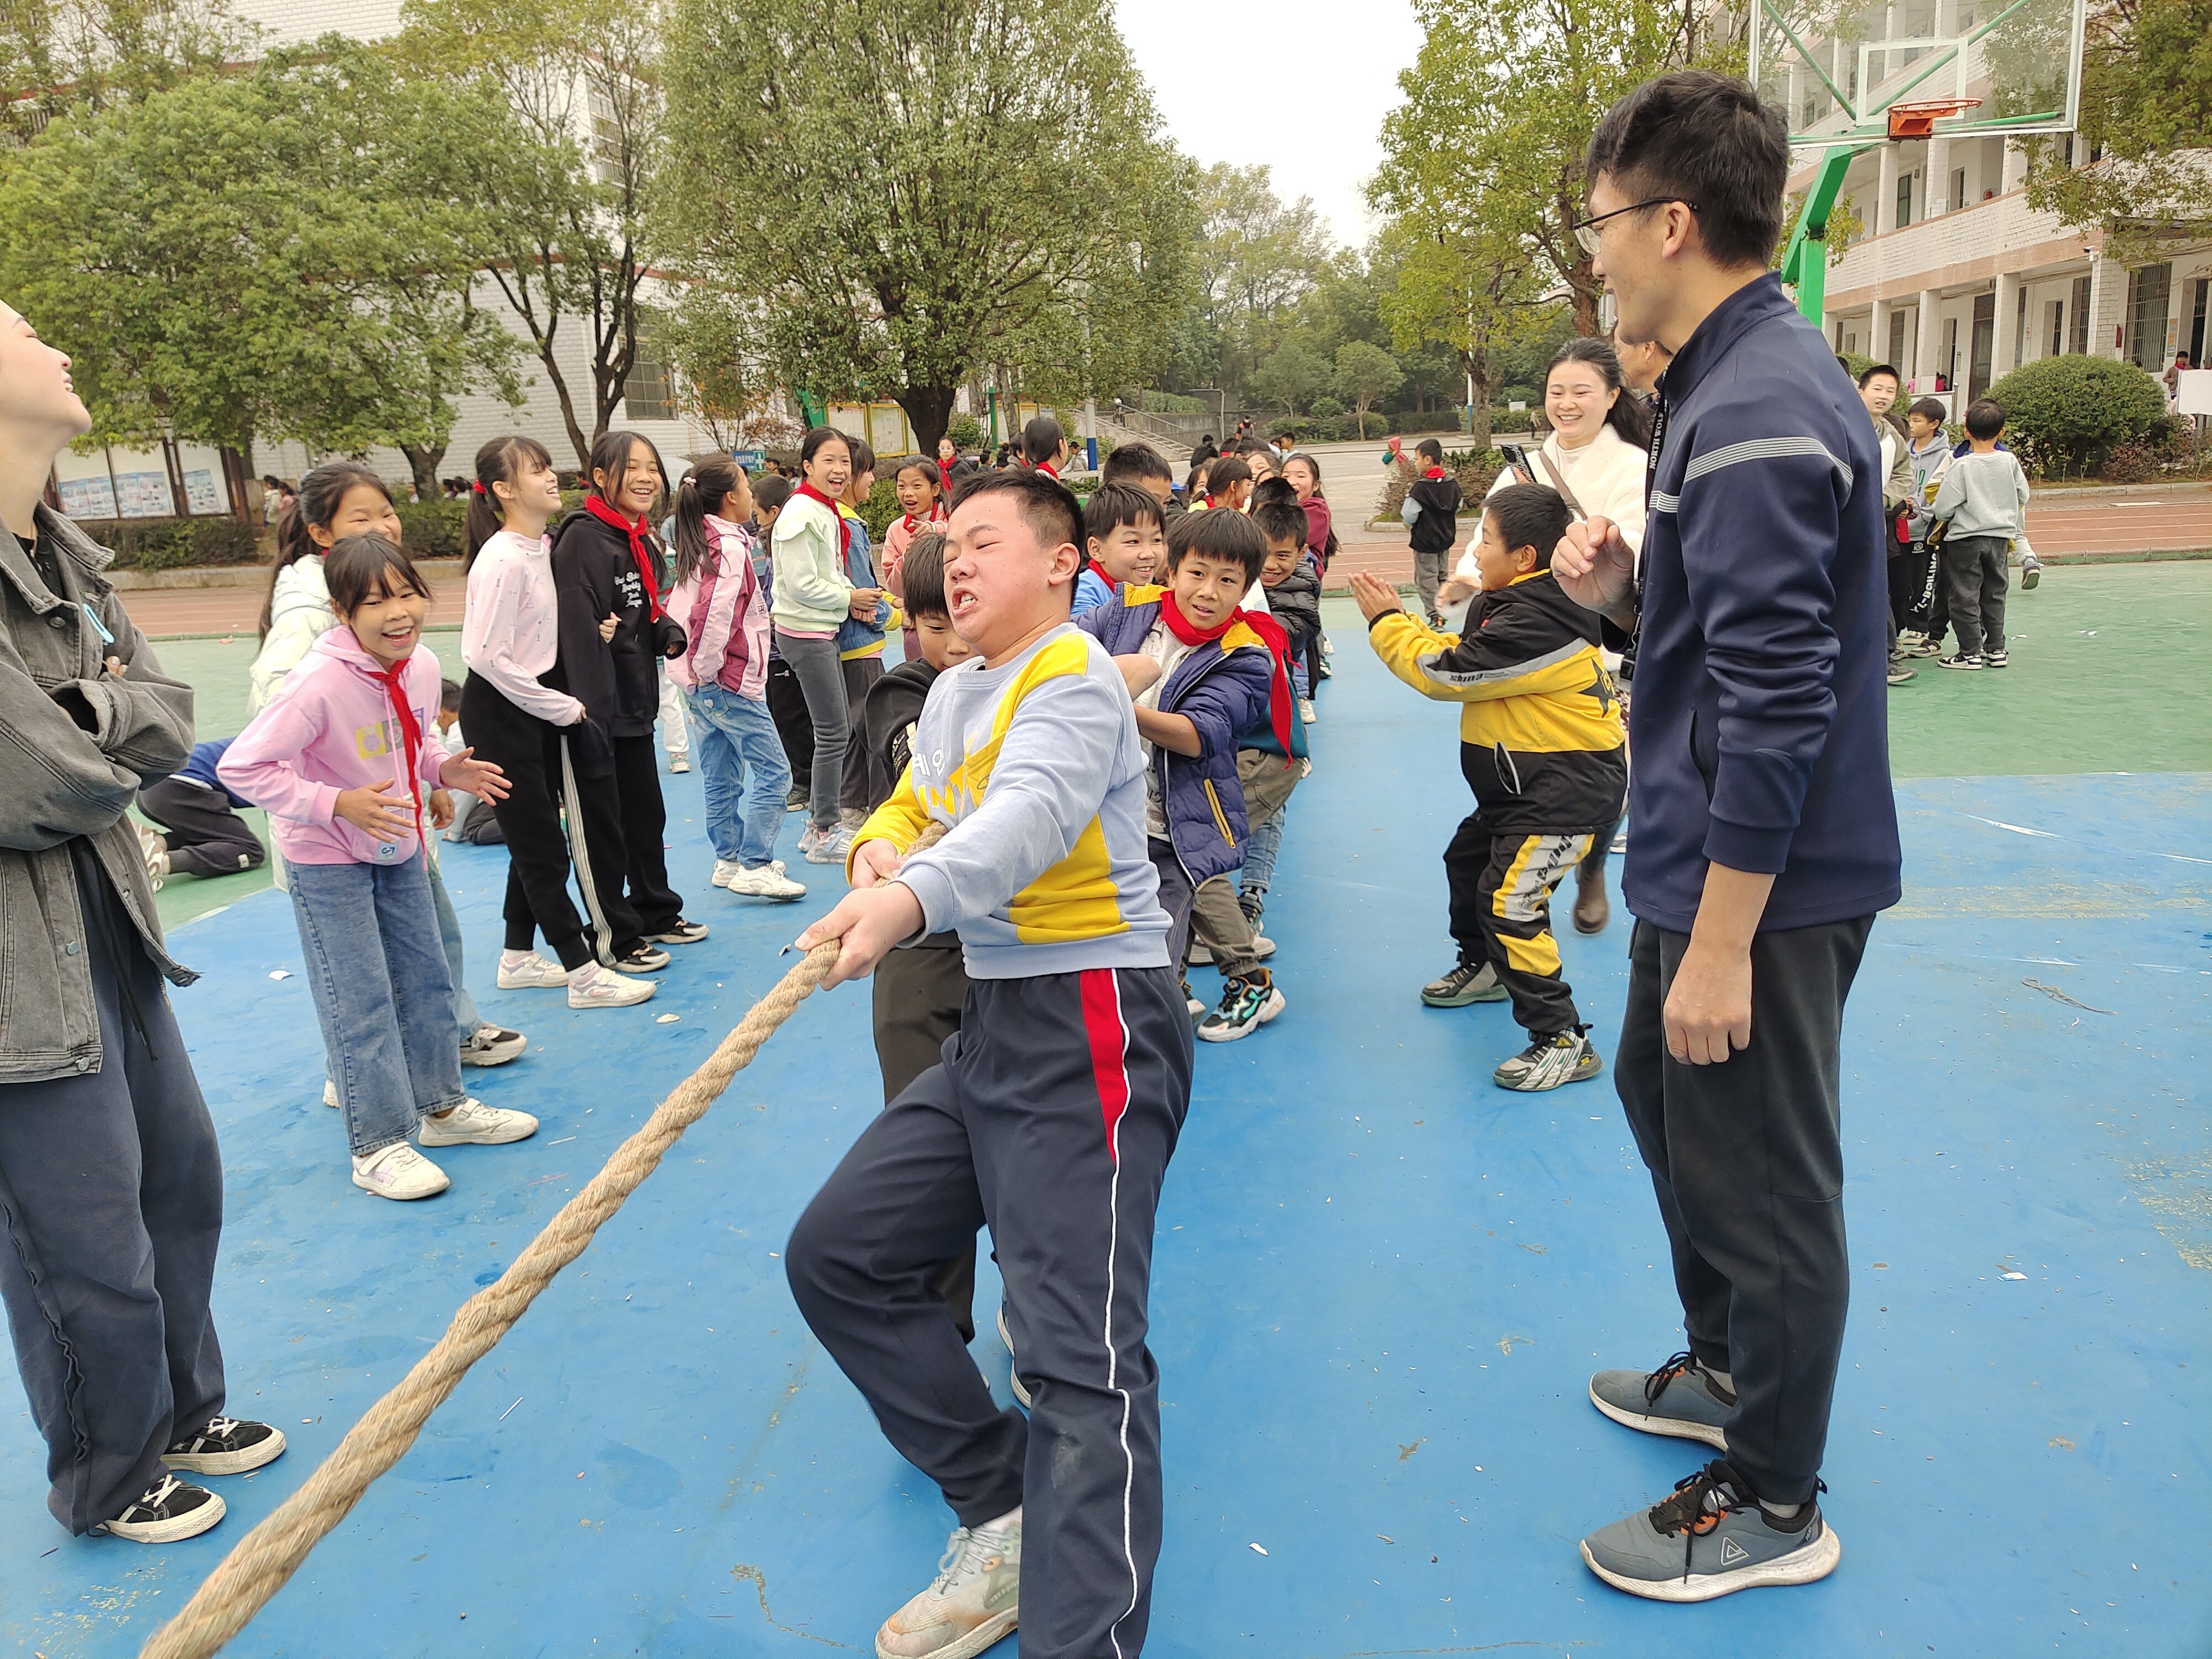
[852,622,1171,979]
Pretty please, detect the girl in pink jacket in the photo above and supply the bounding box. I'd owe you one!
[221,536,538,1203]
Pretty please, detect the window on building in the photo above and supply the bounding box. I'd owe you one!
[588,86,627,188]
[2190,277,2209,367]
[2069,275,2092,353]
[624,340,675,421]
[1969,291,1995,400]
[2124,263,2171,370]
[2046,299,2064,359]
[2014,286,2029,367]
[1895,172,1914,229]
[1889,308,1911,369]
[1942,316,1959,387]
[1949,168,1966,212]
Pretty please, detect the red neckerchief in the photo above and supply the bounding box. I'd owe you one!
[1036,461,1059,479]
[1158,589,1296,759]
[793,481,852,559]
[1423,465,1446,480]
[585,495,661,621]
[898,504,945,538]
[368,656,426,836]
[1093,566,1120,594]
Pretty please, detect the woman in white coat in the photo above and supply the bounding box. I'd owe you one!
[1439,336,1650,933]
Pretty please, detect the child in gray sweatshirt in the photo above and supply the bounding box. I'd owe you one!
[1930,398,2030,669]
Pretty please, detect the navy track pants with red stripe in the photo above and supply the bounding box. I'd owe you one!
[787,964,1192,1658]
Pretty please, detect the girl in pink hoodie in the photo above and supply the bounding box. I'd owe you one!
[221,537,538,1203]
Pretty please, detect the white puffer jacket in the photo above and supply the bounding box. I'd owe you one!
[248,554,338,716]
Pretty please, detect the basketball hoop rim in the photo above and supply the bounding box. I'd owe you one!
[1886,97,1983,139]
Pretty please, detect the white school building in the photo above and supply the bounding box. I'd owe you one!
[1808,137,2210,406]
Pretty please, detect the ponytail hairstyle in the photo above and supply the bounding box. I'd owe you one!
[670,457,745,587]
[1548,336,1653,450]
[465,434,557,571]
[259,461,389,639]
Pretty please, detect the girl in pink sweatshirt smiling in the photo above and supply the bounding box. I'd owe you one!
[221,536,538,1202]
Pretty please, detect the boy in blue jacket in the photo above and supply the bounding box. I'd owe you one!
[1076,509,1282,1036]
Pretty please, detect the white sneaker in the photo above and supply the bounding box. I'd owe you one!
[352,1141,451,1201]
[726,862,807,899]
[875,1512,1022,1659]
[1298,696,1317,725]
[322,1078,339,1109]
[418,1098,539,1146]
[711,858,744,889]
[460,1024,528,1066]
[497,951,570,990]
[669,755,691,774]
[567,962,656,1009]
[804,826,854,865]
[135,822,169,889]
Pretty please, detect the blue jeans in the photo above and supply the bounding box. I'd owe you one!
[427,856,481,1039]
[685,682,793,868]
[288,854,465,1157]
[1241,811,1286,903]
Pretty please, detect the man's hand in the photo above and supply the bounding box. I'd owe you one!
[1552,514,1638,623]
[1112,653,1162,700]
[795,883,925,987]
[849,837,902,888]
[1663,938,1753,1065]
[1663,864,1775,1065]
[333,779,415,841]
[1348,570,1408,623]
[439,748,511,802]
[429,788,456,830]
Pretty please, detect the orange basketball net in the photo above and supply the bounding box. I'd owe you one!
[1886,98,1981,139]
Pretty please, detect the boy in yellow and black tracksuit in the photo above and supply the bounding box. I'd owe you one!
[1363,484,1627,1091]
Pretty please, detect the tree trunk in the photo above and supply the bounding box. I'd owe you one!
[218,445,253,524]
[399,442,447,505]
[895,382,959,458]
[1464,348,1495,451]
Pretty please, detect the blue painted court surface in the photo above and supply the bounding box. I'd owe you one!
[4,599,2209,1658]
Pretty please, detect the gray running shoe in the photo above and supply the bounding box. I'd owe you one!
[1580,1460,1840,1602]
[1422,960,1508,1007]
[1492,1030,1602,1091]
[1589,1349,1735,1449]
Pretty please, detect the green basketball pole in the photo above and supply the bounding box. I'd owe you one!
[1780,144,1870,325]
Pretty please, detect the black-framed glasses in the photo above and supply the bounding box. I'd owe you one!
[1573,197,1697,258]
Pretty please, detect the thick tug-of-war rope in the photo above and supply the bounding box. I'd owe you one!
[140,826,939,1659]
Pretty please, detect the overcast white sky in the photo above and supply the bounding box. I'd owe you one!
[1110,0,1426,251]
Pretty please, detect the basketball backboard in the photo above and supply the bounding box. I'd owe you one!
[1751,0,2086,148]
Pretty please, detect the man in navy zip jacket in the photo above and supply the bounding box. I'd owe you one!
[1551,70,1902,1603]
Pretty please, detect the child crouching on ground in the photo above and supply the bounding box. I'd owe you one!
[222,536,541,1198]
[1076,508,1286,1040]
[1351,484,1626,1092]
[785,469,1190,1659]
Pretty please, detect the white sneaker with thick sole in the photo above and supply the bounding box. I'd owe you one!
[322,1078,339,1109]
[568,962,656,1009]
[496,951,570,990]
[419,1099,539,1146]
[101,1474,224,1543]
[1298,696,1317,725]
[726,862,807,899]
[135,822,169,889]
[352,1141,451,1200]
[460,1024,529,1066]
[804,826,855,866]
[875,1512,1022,1659]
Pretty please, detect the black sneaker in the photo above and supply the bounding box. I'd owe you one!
[1983,649,2008,667]
[101,1474,225,1543]
[1937,651,1983,670]
[165,1416,288,1475]
[1886,661,1916,686]
[1197,972,1286,1042]
[642,917,710,945]
[460,1025,528,1067]
[613,942,672,972]
[1421,960,1508,1007]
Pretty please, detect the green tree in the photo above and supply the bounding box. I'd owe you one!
[1250,337,1332,415]
[2023,0,2212,262]
[1182,161,1337,399]
[397,0,664,471]
[1333,340,1404,437]
[0,39,519,500]
[657,0,1196,457]
[1,0,249,138]
[1378,0,1739,338]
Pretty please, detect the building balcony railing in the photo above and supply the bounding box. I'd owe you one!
[1823,187,2093,308]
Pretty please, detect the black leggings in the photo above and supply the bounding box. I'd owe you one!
[458,676,640,970]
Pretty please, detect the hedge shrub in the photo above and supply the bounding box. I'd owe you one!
[80,516,260,571]
[1982,355,2169,478]
[396,500,466,561]
[1375,446,1505,524]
